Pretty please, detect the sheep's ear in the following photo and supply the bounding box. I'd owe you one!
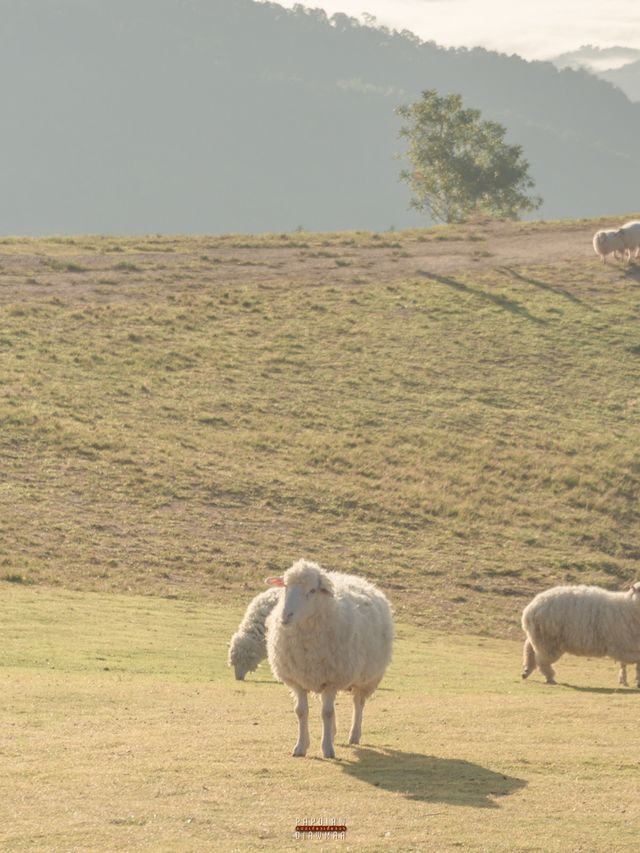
[318,574,335,596]
[265,576,285,587]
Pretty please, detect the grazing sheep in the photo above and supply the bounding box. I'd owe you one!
[592,228,625,262]
[265,559,394,759]
[521,582,640,685]
[616,220,640,261]
[228,588,281,680]
[617,661,640,688]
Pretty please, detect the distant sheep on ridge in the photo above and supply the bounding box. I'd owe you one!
[592,228,625,262]
[616,220,640,261]
[593,221,640,263]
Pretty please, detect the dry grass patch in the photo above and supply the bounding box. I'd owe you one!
[1,226,640,635]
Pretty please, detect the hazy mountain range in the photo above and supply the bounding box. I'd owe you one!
[551,45,640,101]
[1,0,639,235]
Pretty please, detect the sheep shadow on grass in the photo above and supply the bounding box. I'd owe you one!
[622,262,640,282]
[337,747,526,809]
[242,676,280,685]
[497,266,594,310]
[417,270,548,326]
[557,682,639,695]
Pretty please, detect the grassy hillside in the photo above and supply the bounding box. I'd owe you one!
[3,222,640,851]
[1,220,640,637]
[2,586,639,852]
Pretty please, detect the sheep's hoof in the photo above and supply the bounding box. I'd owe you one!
[545,678,557,685]
[292,746,307,757]
[521,669,531,680]
[348,736,360,745]
[322,747,336,759]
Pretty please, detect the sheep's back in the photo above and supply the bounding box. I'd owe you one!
[240,588,281,634]
[620,221,640,248]
[523,586,640,658]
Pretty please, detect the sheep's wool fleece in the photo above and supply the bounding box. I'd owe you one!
[266,562,394,695]
[593,229,624,257]
[522,585,640,662]
[234,588,281,641]
[618,221,640,250]
[228,588,281,676]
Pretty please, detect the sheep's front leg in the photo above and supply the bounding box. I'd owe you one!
[619,663,629,687]
[349,691,365,745]
[292,686,310,757]
[321,689,337,759]
[636,664,640,689]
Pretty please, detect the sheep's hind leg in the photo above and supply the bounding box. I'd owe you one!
[320,689,337,759]
[349,690,366,745]
[292,686,310,757]
[521,639,536,680]
[536,656,557,685]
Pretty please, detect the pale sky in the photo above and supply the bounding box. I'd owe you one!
[273,0,640,60]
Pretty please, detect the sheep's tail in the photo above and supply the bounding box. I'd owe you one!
[522,638,536,679]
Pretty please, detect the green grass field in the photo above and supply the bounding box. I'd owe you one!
[1,220,640,850]
[2,586,639,852]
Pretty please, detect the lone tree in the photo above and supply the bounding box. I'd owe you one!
[397,90,542,223]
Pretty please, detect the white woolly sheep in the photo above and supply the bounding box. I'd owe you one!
[228,588,281,680]
[592,228,626,262]
[522,582,640,685]
[616,220,640,261]
[265,559,394,759]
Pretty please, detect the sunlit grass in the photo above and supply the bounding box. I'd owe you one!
[2,219,640,850]
[1,587,639,852]
[2,222,640,636]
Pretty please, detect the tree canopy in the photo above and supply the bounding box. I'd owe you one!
[397,90,542,223]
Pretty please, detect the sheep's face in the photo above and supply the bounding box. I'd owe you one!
[233,663,247,681]
[630,582,640,600]
[597,232,614,254]
[266,571,333,625]
[227,644,248,680]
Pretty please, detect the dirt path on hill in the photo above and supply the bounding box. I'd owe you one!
[171,219,623,289]
[0,217,636,303]
[396,220,601,274]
